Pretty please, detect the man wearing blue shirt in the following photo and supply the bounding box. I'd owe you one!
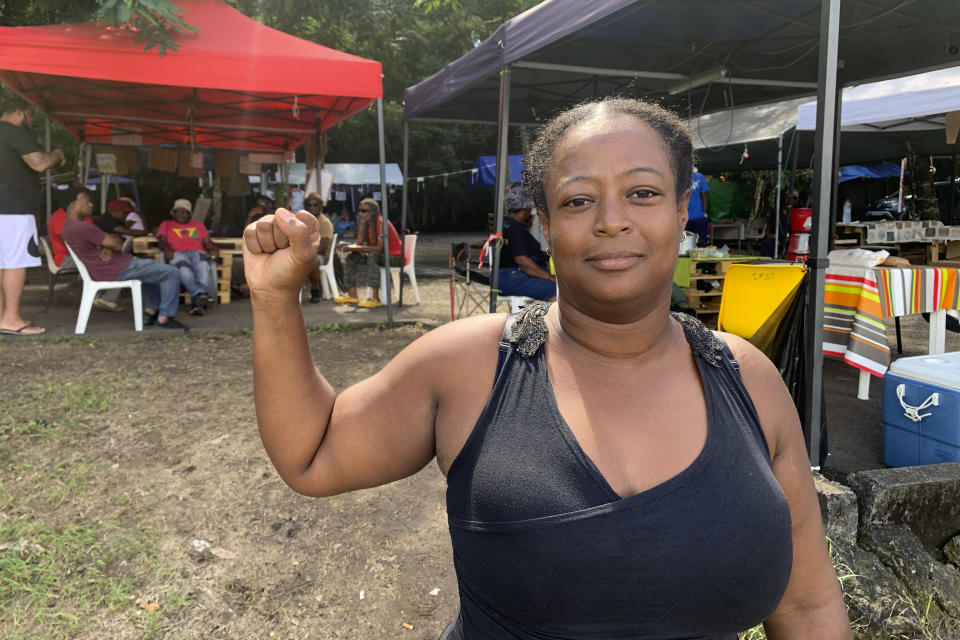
[498,188,556,301]
[685,168,710,244]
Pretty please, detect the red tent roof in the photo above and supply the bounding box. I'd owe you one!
[0,0,382,150]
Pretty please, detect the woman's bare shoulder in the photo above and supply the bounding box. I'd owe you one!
[391,313,509,375]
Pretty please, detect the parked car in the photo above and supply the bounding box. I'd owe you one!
[867,180,960,223]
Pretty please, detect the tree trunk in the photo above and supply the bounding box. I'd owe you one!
[910,155,940,221]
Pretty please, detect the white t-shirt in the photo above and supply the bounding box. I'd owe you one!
[125,211,145,231]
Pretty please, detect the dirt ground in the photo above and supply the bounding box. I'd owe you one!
[2,233,959,639]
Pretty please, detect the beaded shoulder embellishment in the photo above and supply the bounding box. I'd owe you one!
[507,304,724,366]
[509,301,551,358]
[670,311,725,367]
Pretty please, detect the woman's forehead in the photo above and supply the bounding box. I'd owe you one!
[555,114,668,166]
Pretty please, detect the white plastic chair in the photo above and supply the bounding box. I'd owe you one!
[498,295,535,314]
[64,241,143,334]
[379,234,420,304]
[39,236,78,312]
[319,233,340,299]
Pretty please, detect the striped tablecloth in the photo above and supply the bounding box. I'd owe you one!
[823,266,960,377]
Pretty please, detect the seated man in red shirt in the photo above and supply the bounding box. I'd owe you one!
[49,189,126,312]
[92,199,149,240]
[59,188,188,330]
[48,189,92,268]
[156,198,220,316]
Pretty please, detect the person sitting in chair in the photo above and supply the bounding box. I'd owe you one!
[157,198,220,316]
[303,192,335,303]
[92,199,149,239]
[498,187,556,301]
[60,188,187,330]
[333,198,401,309]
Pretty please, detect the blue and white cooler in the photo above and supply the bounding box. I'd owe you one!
[882,352,960,468]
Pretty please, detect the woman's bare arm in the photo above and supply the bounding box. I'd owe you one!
[245,209,486,497]
[724,334,852,640]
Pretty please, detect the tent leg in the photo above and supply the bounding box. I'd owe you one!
[774,133,783,258]
[101,172,109,214]
[803,0,842,467]
[44,114,52,234]
[400,120,409,306]
[377,98,392,325]
[489,65,512,313]
[82,144,92,187]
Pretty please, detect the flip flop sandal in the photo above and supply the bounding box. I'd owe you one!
[0,324,45,336]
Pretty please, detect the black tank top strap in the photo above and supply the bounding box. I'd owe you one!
[673,312,772,459]
[494,313,516,379]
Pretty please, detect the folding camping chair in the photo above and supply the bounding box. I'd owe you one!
[450,242,491,320]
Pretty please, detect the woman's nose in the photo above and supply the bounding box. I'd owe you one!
[594,198,633,237]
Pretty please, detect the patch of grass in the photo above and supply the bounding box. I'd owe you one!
[307,322,348,333]
[0,520,158,640]
[62,382,115,413]
[44,336,96,345]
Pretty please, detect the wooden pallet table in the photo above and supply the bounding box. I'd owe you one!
[132,236,241,304]
[674,255,762,328]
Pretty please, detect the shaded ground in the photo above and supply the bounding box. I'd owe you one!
[1,326,459,640]
[2,232,959,638]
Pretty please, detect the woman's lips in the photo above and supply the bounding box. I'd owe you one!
[586,253,644,270]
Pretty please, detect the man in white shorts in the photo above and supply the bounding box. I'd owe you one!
[0,96,65,336]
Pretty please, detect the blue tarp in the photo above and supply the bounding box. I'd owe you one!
[838,162,903,183]
[469,155,524,188]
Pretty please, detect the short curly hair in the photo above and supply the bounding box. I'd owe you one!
[523,98,694,215]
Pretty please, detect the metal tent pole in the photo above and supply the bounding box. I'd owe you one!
[489,65,512,313]
[44,114,52,232]
[377,98,392,325]
[803,0,842,467]
[774,133,783,258]
[399,120,409,306]
[82,144,92,186]
[786,131,801,259]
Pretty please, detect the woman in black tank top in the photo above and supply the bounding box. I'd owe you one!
[244,98,852,639]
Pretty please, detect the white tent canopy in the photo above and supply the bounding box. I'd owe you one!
[251,162,404,186]
[690,97,810,150]
[797,65,960,131]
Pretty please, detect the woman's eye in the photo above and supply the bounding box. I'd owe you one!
[631,189,657,199]
[564,197,591,208]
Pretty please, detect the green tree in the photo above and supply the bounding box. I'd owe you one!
[2,0,540,230]
[1,0,194,53]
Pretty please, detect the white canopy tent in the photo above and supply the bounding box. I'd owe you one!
[690,97,810,256]
[690,97,808,156]
[797,65,960,132]
[251,163,404,187]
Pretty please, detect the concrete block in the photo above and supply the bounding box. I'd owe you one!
[847,463,960,552]
[860,524,960,619]
[830,541,924,640]
[814,472,859,546]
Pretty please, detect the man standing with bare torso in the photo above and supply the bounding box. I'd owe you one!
[0,96,64,336]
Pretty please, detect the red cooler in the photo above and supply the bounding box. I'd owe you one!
[790,207,812,232]
[787,207,812,262]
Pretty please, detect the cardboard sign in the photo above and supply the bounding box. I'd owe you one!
[124,147,141,172]
[214,150,237,178]
[238,154,261,175]
[148,147,178,173]
[111,125,142,147]
[947,111,960,145]
[178,150,203,177]
[96,153,117,174]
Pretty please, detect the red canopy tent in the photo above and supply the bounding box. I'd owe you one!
[0,0,383,151]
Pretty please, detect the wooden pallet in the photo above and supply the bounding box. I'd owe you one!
[674,255,761,328]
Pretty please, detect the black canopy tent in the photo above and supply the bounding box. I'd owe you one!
[401,0,960,466]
